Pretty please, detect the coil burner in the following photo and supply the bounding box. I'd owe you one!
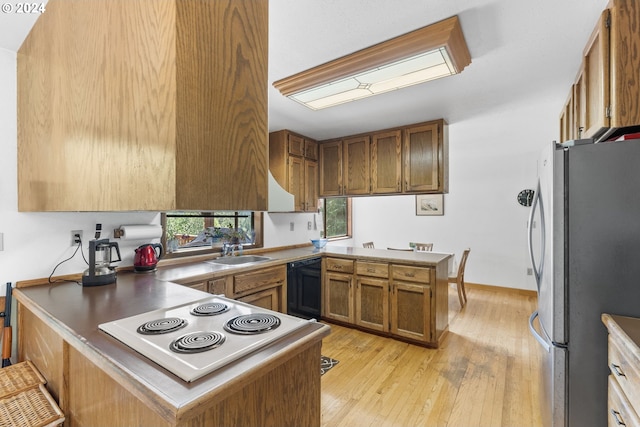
[169,331,226,354]
[137,317,187,335]
[223,313,281,335]
[190,302,230,316]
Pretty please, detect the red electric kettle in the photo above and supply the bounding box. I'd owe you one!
[133,243,163,272]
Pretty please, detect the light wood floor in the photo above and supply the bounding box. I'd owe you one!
[320,285,543,427]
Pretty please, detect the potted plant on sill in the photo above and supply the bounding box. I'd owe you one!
[223,228,249,244]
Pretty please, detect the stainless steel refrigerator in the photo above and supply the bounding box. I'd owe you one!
[528,138,640,427]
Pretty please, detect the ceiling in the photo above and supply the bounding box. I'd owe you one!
[1,0,608,141]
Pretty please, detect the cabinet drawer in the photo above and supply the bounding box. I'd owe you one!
[356,261,388,278]
[233,265,286,295]
[325,257,354,273]
[391,265,431,284]
[609,335,640,407]
[609,375,640,427]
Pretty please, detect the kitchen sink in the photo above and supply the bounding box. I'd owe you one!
[205,255,272,266]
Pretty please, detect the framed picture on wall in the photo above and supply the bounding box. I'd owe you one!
[416,194,444,216]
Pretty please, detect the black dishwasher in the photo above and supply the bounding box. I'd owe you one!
[287,257,321,319]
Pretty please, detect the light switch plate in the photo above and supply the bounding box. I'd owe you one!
[0,232,4,251]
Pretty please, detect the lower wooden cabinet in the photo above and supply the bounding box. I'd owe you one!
[237,287,281,311]
[324,258,355,323]
[324,257,445,347]
[603,314,640,427]
[175,265,287,313]
[390,281,431,342]
[208,277,229,295]
[355,261,389,333]
[233,265,287,313]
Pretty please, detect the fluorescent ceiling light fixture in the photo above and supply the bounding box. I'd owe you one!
[273,16,471,110]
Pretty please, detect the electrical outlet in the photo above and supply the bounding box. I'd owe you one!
[307,221,312,230]
[527,268,533,276]
[0,232,3,251]
[71,230,83,246]
[289,222,294,231]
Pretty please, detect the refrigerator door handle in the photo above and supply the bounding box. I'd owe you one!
[529,310,551,352]
[528,179,545,291]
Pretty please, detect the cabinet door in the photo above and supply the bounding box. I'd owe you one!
[319,141,343,196]
[324,272,353,323]
[288,133,305,157]
[404,123,441,193]
[390,282,431,343]
[577,10,610,139]
[371,130,402,194]
[237,287,280,311]
[305,139,318,161]
[305,159,319,212]
[208,277,229,296]
[609,0,640,131]
[288,155,305,211]
[356,277,389,332]
[343,136,371,195]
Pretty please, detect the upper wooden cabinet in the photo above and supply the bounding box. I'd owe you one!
[343,136,371,195]
[17,0,268,212]
[404,122,448,193]
[319,141,344,197]
[318,119,448,197]
[269,130,319,212]
[371,130,402,194]
[561,0,640,142]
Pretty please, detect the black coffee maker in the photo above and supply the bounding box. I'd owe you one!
[82,239,121,287]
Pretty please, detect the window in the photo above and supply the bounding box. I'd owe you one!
[322,198,352,239]
[162,211,263,256]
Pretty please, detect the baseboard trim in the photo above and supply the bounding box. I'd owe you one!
[465,282,537,297]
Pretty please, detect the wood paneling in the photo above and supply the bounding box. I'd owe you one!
[175,0,268,211]
[18,0,268,211]
[18,0,177,211]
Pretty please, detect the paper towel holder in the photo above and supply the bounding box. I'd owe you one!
[113,228,125,238]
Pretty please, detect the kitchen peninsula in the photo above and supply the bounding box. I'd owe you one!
[14,246,450,426]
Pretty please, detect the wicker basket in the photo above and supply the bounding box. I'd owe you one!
[0,361,47,399]
[0,384,64,427]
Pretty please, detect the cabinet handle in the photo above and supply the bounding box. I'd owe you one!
[405,272,415,278]
[611,409,626,426]
[366,268,375,273]
[611,363,626,377]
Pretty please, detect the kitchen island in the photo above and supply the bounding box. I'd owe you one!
[15,274,331,427]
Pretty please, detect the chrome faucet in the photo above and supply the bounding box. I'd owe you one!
[222,243,243,257]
